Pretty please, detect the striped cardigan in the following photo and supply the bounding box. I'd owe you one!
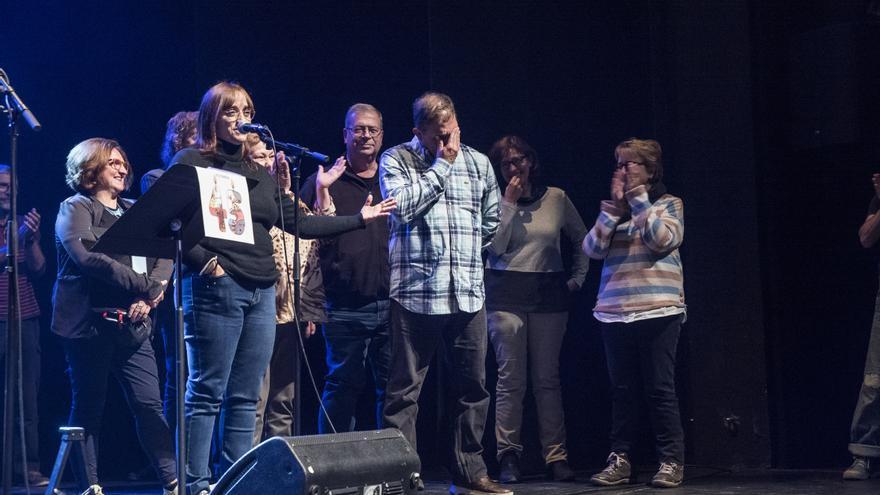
[582,184,685,314]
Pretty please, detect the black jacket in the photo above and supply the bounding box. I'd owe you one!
[52,194,172,339]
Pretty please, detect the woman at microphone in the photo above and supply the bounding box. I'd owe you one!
[170,81,395,495]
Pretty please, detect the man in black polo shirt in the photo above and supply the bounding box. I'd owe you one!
[300,103,391,433]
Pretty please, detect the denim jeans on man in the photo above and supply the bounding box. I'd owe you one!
[183,273,275,495]
[602,314,685,464]
[318,300,391,433]
[850,282,880,458]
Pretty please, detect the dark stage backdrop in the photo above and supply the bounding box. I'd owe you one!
[2,0,875,479]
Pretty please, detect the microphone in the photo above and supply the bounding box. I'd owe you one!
[0,70,41,131]
[236,121,269,134]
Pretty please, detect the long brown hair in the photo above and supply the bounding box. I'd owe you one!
[196,81,255,153]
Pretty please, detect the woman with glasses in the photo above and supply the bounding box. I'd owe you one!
[485,135,588,483]
[170,82,396,495]
[52,138,177,495]
[584,138,686,489]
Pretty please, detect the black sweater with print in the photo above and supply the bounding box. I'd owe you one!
[172,144,365,288]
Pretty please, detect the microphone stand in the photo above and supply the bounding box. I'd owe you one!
[261,129,326,438]
[289,154,303,437]
[1,70,40,495]
[170,219,186,494]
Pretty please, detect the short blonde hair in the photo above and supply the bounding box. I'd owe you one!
[65,138,133,194]
[615,137,663,184]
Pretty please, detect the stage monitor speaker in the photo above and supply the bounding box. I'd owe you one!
[211,428,422,495]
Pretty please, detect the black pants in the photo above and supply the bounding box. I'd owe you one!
[63,328,176,486]
[0,318,41,472]
[602,314,685,464]
[382,301,490,483]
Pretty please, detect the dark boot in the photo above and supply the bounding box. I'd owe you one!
[548,459,575,481]
[498,452,521,484]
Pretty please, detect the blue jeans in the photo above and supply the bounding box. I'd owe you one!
[318,300,391,433]
[183,274,276,495]
[850,284,880,458]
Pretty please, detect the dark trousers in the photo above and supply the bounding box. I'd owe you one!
[602,314,685,464]
[382,301,490,483]
[850,286,880,458]
[0,318,41,471]
[318,300,391,434]
[63,329,176,487]
[155,296,183,433]
[254,322,299,443]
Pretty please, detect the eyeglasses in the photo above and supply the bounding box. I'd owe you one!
[501,155,527,168]
[345,126,383,138]
[616,160,644,169]
[107,159,127,170]
[222,107,254,121]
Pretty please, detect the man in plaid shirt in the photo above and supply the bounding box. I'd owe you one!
[380,92,508,495]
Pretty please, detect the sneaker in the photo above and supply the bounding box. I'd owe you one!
[843,456,873,480]
[81,485,104,495]
[413,475,425,491]
[26,470,50,487]
[651,461,684,488]
[548,459,575,482]
[164,479,179,495]
[498,452,521,484]
[590,452,631,486]
[449,476,513,495]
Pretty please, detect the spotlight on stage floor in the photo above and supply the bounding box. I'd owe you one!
[211,428,422,495]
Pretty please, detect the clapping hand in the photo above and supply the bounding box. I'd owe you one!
[274,151,292,193]
[18,208,41,245]
[317,156,347,190]
[611,168,626,207]
[359,193,397,223]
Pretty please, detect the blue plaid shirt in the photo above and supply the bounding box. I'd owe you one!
[380,136,500,315]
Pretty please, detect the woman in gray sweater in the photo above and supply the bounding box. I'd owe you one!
[485,136,588,483]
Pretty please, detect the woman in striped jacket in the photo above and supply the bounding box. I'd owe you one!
[583,138,686,489]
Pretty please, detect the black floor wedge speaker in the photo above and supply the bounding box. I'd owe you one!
[211,428,422,495]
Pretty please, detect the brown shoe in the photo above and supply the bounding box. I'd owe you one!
[450,476,514,495]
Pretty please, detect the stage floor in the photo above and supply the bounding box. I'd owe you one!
[10,468,880,494]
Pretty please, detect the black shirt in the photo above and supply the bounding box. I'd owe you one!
[300,167,390,307]
[172,144,365,288]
